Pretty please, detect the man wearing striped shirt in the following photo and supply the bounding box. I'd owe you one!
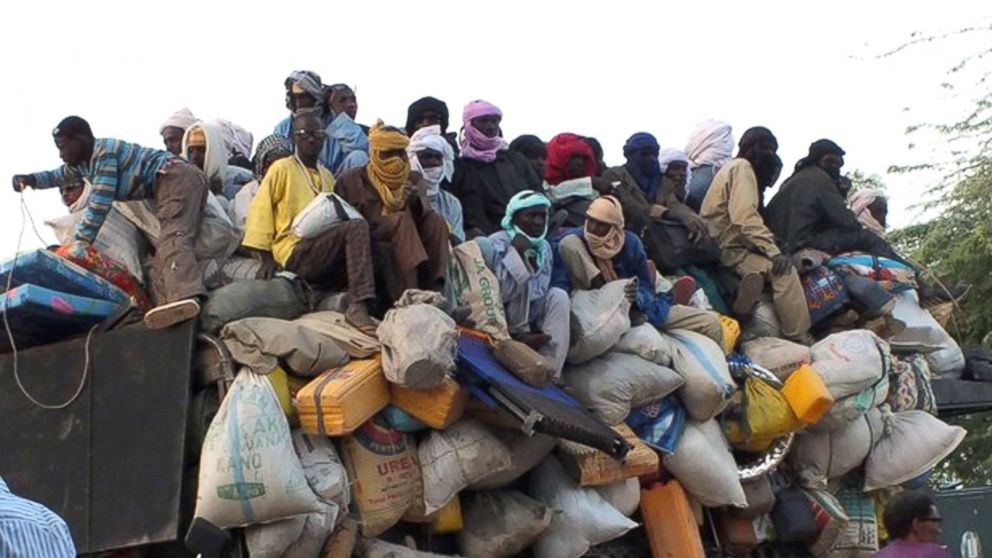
[12,116,209,329]
[0,476,76,557]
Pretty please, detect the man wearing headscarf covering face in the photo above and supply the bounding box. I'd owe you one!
[405,96,459,152]
[684,120,734,211]
[475,190,571,380]
[407,124,464,241]
[243,110,378,333]
[541,133,616,230]
[336,121,451,303]
[273,70,370,177]
[160,108,198,156]
[231,134,293,232]
[658,148,693,202]
[765,139,904,263]
[448,100,542,237]
[602,132,713,264]
[699,126,813,344]
[182,120,253,199]
[552,197,726,348]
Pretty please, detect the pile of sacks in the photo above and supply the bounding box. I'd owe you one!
[187,264,966,558]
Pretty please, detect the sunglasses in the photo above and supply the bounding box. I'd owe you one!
[294,129,327,140]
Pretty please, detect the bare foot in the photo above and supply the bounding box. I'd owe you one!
[345,303,378,336]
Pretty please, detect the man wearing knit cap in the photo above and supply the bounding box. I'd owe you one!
[700,127,813,344]
[765,139,903,261]
[160,108,198,156]
[335,122,450,304]
[273,70,369,176]
[552,196,726,348]
[448,100,542,236]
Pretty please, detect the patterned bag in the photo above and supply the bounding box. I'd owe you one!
[55,245,150,310]
[802,266,850,326]
[886,354,937,414]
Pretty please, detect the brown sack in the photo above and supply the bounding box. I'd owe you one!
[494,339,556,387]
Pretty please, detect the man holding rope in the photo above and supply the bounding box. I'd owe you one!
[11,116,208,329]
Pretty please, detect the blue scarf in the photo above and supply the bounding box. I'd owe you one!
[501,190,552,268]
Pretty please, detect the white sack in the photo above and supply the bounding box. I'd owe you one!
[566,279,632,364]
[662,419,747,508]
[563,352,683,425]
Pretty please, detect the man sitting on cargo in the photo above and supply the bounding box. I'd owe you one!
[475,190,571,381]
[242,109,377,334]
[335,122,451,304]
[699,127,814,344]
[12,116,207,329]
[552,196,726,349]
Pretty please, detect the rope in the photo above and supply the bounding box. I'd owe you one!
[3,188,94,409]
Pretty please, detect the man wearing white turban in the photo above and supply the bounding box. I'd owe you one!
[159,108,198,156]
[407,125,464,241]
[684,119,734,211]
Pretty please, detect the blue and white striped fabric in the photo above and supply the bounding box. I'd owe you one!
[0,477,76,557]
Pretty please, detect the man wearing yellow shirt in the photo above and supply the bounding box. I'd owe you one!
[243,109,377,333]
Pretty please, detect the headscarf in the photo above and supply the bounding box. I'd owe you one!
[508,135,546,159]
[584,196,626,282]
[794,138,845,171]
[501,190,552,268]
[182,122,228,187]
[185,126,207,148]
[849,188,887,237]
[407,125,455,197]
[285,70,325,110]
[658,148,693,188]
[684,119,733,170]
[215,119,254,160]
[367,121,411,214]
[252,134,293,179]
[737,127,778,157]
[159,108,198,134]
[460,100,507,163]
[622,132,662,200]
[545,133,597,185]
[405,96,450,135]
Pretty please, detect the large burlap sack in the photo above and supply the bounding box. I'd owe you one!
[291,430,350,509]
[864,410,966,491]
[566,279,633,364]
[199,276,308,334]
[469,428,556,490]
[563,351,683,425]
[663,419,747,508]
[613,324,674,366]
[811,330,889,399]
[47,206,146,283]
[655,329,736,421]
[530,457,638,558]
[596,478,641,517]
[341,416,422,536]
[446,240,510,341]
[809,376,889,433]
[890,290,965,377]
[790,408,884,489]
[360,539,454,558]
[742,337,811,381]
[742,300,782,340]
[245,501,337,558]
[419,417,513,515]
[195,370,322,528]
[377,290,458,390]
[220,316,350,377]
[458,490,553,558]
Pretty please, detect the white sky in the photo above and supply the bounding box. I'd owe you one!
[0,1,988,257]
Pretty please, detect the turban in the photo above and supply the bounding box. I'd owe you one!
[509,135,546,159]
[285,70,325,106]
[185,125,207,148]
[406,96,450,135]
[215,119,254,160]
[460,100,506,163]
[252,134,293,179]
[368,121,411,214]
[622,132,660,156]
[658,148,693,187]
[501,190,552,268]
[737,126,777,156]
[407,125,454,197]
[795,138,845,171]
[849,188,887,237]
[684,119,733,169]
[545,133,597,185]
[159,108,198,134]
[584,196,626,278]
[622,132,662,200]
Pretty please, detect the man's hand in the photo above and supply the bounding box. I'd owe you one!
[591,177,617,195]
[623,279,638,304]
[11,175,35,193]
[252,250,280,280]
[771,254,794,277]
[511,233,531,256]
[648,204,666,219]
[404,171,426,214]
[684,216,709,244]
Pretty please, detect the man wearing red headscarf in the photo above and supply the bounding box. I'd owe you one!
[544,133,598,186]
[542,133,616,231]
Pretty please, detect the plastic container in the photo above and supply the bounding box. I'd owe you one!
[718,314,741,354]
[296,356,389,436]
[781,363,834,424]
[389,375,469,429]
[430,495,464,534]
[713,510,758,554]
[640,481,706,558]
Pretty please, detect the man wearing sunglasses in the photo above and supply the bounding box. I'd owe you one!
[273,70,369,177]
[874,491,950,558]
